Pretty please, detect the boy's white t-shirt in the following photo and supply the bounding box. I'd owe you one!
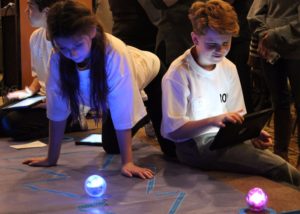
[30,27,52,95]
[46,33,160,130]
[161,48,246,142]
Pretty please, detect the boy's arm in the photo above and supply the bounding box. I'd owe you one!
[169,111,244,140]
[23,119,66,166]
[28,77,41,94]
[116,129,154,179]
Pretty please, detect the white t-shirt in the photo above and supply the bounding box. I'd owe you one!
[46,33,160,130]
[30,27,52,95]
[161,48,246,142]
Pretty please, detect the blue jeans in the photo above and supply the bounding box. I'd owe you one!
[175,133,300,188]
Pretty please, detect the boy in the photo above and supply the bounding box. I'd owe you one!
[161,0,300,187]
[0,0,72,140]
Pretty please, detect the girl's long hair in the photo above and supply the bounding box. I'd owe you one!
[47,0,108,122]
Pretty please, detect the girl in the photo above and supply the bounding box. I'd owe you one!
[23,0,175,179]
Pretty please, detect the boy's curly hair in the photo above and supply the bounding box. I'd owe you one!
[188,0,239,36]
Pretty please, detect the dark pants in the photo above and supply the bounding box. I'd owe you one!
[102,64,177,157]
[0,108,49,141]
[0,107,80,141]
[263,58,300,151]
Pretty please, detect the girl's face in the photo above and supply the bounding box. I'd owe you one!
[54,32,95,64]
[25,0,47,28]
[191,28,232,70]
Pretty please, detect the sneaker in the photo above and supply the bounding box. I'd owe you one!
[144,121,156,138]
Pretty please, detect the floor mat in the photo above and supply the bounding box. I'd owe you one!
[0,137,246,214]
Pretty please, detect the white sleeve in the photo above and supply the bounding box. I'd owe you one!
[46,52,71,121]
[105,45,147,130]
[161,73,190,137]
[29,31,38,78]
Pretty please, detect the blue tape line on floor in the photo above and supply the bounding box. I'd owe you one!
[24,184,81,199]
[3,167,27,172]
[42,169,68,177]
[26,169,68,184]
[168,192,186,214]
[77,200,112,213]
[100,155,114,170]
[155,192,178,197]
[146,177,156,194]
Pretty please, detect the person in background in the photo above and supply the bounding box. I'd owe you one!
[247,32,271,112]
[0,0,78,141]
[248,0,300,169]
[107,0,160,138]
[224,0,254,113]
[150,0,195,67]
[108,0,157,52]
[23,0,176,178]
[161,0,300,187]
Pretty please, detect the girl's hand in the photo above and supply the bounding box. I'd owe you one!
[23,157,56,167]
[251,130,273,150]
[213,110,244,128]
[121,162,154,179]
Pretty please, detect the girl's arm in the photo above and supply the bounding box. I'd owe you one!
[116,129,154,179]
[23,119,67,166]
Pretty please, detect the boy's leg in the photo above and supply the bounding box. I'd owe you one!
[176,135,300,187]
[1,108,48,141]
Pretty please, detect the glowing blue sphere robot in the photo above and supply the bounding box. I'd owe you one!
[84,175,107,197]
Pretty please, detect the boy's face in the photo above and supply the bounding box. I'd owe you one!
[25,0,46,28]
[192,28,232,69]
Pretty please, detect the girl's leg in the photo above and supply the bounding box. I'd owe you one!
[102,111,149,154]
[144,63,177,157]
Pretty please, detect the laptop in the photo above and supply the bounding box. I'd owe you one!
[1,95,46,110]
[209,108,273,150]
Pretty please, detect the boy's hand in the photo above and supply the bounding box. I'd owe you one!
[251,130,273,150]
[121,162,154,179]
[214,110,244,127]
[7,87,33,100]
[23,157,56,167]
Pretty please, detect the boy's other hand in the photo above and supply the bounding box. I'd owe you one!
[251,130,273,150]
